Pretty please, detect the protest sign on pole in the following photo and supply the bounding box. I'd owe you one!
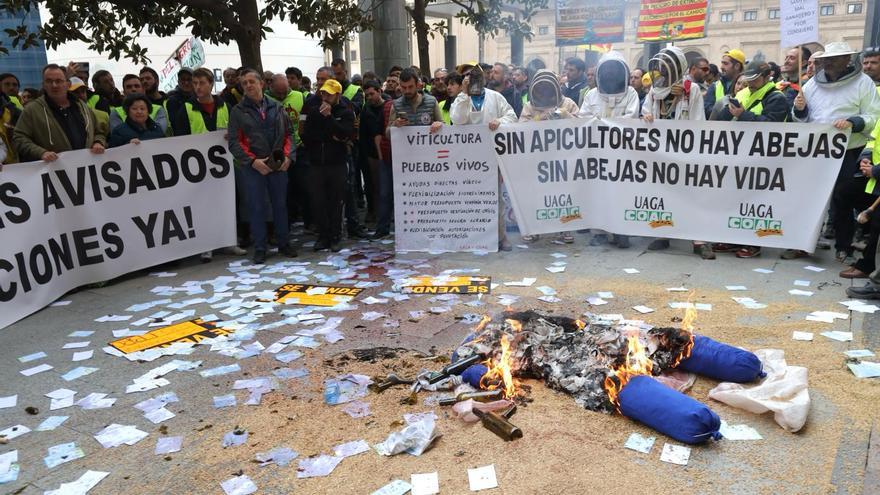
[779,0,819,47]
[159,36,207,93]
[390,126,499,252]
[494,118,846,252]
[0,132,236,330]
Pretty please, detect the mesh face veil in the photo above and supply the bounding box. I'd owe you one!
[467,65,486,96]
[529,69,562,110]
[648,47,687,99]
[596,53,630,97]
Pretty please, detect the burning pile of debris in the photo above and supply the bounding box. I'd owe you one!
[453,310,695,413]
[448,308,765,444]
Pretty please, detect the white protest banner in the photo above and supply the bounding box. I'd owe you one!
[0,132,235,330]
[391,126,498,252]
[494,118,846,251]
[780,0,818,47]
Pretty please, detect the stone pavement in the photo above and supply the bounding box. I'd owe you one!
[0,233,877,494]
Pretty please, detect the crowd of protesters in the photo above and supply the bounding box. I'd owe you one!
[1,43,879,298]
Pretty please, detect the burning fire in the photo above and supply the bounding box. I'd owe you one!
[575,319,586,330]
[505,319,523,333]
[671,298,698,367]
[481,333,519,399]
[604,333,654,411]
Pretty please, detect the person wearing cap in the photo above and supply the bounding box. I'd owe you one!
[642,46,714,259]
[703,48,744,118]
[793,42,880,265]
[13,64,107,163]
[109,74,169,133]
[166,68,195,135]
[579,51,641,249]
[451,64,518,252]
[864,46,880,86]
[711,59,791,259]
[228,68,297,264]
[302,77,356,252]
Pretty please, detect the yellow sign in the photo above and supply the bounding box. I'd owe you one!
[400,276,491,294]
[110,319,232,354]
[274,284,364,306]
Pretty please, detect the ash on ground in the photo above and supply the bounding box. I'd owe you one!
[454,311,693,413]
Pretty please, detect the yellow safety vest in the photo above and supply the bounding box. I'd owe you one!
[267,90,304,147]
[735,82,776,118]
[714,80,725,101]
[185,101,229,134]
[440,102,451,125]
[87,94,101,109]
[112,104,162,122]
[343,83,362,102]
[9,95,22,110]
[864,86,880,195]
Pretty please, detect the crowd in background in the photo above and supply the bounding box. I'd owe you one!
[0,42,879,299]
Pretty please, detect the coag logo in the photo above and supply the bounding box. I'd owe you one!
[537,206,582,221]
[625,196,673,228]
[728,217,784,236]
[729,203,783,237]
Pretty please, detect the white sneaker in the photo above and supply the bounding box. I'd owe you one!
[222,246,247,256]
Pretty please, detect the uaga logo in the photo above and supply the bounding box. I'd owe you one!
[625,196,673,228]
[729,203,783,237]
[537,194,582,223]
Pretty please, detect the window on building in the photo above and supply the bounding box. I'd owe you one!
[743,10,758,20]
[720,12,734,22]
[538,25,549,35]
[820,4,834,15]
[847,3,862,13]
[768,8,780,19]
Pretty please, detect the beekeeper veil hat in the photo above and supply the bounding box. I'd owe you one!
[529,69,562,110]
[596,51,630,98]
[648,46,687,99]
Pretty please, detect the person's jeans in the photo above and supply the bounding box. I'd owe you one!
[376,160,395,234]
[243,165,289,252]
[310,164,348,242]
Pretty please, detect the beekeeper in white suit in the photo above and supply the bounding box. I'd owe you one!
[451,64,518,251]
[578,51,641,249]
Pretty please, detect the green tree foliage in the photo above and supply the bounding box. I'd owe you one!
[0,0,376,71]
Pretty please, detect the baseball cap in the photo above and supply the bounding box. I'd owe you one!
[741,60,770,81]
[319,79,342,95]
[724,49,746,66]
[68,77,86,91]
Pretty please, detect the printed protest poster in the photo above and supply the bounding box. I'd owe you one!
[274,284,364,306]
[636,0,708,41]
[391,126,498,252]
[398,276,492,295]
[110,319,233,354]
[555,0,625,46]
[494,118,846,252]
[0,132,236,330]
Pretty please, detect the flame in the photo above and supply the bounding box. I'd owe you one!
[474,315,491,333]
[481,333,519,399]
[604,333,654,411]
[672,295,698,367]
[575,319,586,330]
[505,319,523,333]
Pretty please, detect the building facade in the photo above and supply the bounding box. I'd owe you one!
[414,0,868,74]
[0,8,48,89]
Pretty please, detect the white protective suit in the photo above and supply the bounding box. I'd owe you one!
[579,51,640,119]
[450,88,517,126]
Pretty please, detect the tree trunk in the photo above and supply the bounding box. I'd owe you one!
[408,0,431,77]
[235,0,264,72]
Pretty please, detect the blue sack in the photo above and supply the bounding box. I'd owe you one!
[461,364,489,388]
[676,335,765,383]
[619,375,722,444]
